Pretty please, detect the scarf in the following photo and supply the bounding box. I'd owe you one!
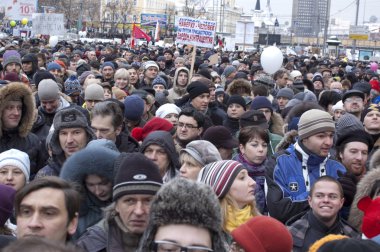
[225,205,253,233]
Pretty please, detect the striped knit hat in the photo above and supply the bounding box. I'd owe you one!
[297,109,335,140]
[197,160,244,199]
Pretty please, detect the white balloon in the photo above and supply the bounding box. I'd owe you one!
[49,36,58,47]
[260,46,283,74]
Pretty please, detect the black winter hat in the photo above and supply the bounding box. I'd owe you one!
[226,95,246,110]
[336,129,373,151]
[317,238,380,252]
[33,70,56,88]
[187,81,210,100]
[113,153,163,201]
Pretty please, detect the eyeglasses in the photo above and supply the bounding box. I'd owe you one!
[177,122,198,129]
[153,241,213,252]
[344,97,363,103]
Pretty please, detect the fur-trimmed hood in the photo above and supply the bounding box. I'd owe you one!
[270,112,285,136]
[348,154,380,231]
[275,130,298,153]
[226,79,252,96]
[0,82,36,138]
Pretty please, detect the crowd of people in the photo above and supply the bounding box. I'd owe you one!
[0,35,380,251]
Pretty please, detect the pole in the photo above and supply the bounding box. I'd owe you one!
[243,22,247,51]
[352,0,360,59]
[189,46,197,80]
[77,0,84,33]
[322,0,330,56]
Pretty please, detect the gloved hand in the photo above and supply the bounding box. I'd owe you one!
[337,170,358,207]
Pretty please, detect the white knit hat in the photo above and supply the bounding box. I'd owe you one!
[155,103,181,118]
[0,149,30,182]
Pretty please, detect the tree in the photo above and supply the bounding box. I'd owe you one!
[369,15,378,23]
[183,0,210,18]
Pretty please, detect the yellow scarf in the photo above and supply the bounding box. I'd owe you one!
[225,205,253,233]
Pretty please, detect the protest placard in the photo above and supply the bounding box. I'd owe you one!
[176,17,216,48]
[31,13,65,36]
[4,0,37,20]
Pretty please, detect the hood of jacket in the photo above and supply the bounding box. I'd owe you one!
[172,67,190,92]
[0,82,36,138]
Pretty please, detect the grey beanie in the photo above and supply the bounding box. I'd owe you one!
[85,84,105,101]
[180,140,222,166]
[222,65,236,77]
[297,109,335,140]
[38,79,60,101]
[138,178,227,252]
[277,88,294,100]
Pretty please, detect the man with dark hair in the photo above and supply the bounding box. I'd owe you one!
[15,176,80,244]
[91,101,139,153]
[287,176,360,252]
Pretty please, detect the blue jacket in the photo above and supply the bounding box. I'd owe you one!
[265,142,346,223]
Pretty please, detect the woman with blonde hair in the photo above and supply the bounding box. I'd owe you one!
[114,68,135,95]
[198,160,260,236]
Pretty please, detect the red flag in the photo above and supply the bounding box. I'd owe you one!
[133,24,151,42]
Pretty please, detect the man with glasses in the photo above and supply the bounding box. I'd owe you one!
[174,108,206,153]
[342,90,365,120]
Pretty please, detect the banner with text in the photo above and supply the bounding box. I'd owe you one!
[31,13,65,36]
[4,0,37,20]
[176,17,216,48]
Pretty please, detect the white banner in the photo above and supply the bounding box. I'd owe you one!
[4,0,37,20]
[176,17,216,48]
[32,13,65,36]
[235,21,255,45]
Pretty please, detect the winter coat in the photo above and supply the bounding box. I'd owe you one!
[35,155,65,178]
[76,204,142,252]
[38,95,71,127]
[115,131,139,153]
[265,141,346,223]
[31,109,50,145]
[0,82,47,176]
[348,149,380,231]
[167,67,190,103]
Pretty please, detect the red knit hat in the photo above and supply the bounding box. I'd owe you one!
[358,196,380,238]
[370,79,380,92]
[231,216,293,252]
[131,117,174,142]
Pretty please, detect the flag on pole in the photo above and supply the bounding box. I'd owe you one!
[132,23,151,42]
[154,21,160,42]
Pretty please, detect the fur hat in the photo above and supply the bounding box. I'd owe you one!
[123,95,144,121]
[113,153,163,201]
[0,184,16,226]
[50,106,96,156]
[85,84,104,101]
[0,149,30,182]
[202,126,239,149]
[155,103,181,118]
[198,160,244,199]
[181,140,222,166]
[138,178,227,252]
[231,216,293,252]
[38,79,60,101]
[298,109,335,140]
[3,50,21,68]
[131,117,174,142]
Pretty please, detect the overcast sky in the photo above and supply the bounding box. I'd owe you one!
[236,0,380,25]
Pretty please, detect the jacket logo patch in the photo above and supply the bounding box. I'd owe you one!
[289,182,298,192]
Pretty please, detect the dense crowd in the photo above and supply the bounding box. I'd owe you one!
[0,36,380,251]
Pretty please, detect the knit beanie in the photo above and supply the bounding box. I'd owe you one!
[187,81,210,100]
[101,61,115,70]
[250,96,273,112]
[362,103,380,118]
[370,79,380,92]
[223,65,236,77]
[197,160,244,199]
[144,60,159,70]
[84,84,104,101]
[138,178,227,252]
[297,109,335,140]
[113,153,163,201]
[332,100,343,112]
[0,149,30,182]
[316,238,380,252]
[254,74,275,88]
[33,70,56,88]
[227,95,246,110]
[78,71,94,85]
[38,79,60,101]
[290,70,302,79]
[277,88,294,100]
[64,75,82,96]
[152,76,167,89]
[0,184,16,226]
[47,62,62,72]
[181,140,222,166]
[215,86,225,97]
[123,95,145,121]
[202,125,239,149]
[3,50,22,68]
[336,113,364,139]
[312,74,324,85]
[155,103,181,118]
[231,216,293,252]
[131,117,174,142]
